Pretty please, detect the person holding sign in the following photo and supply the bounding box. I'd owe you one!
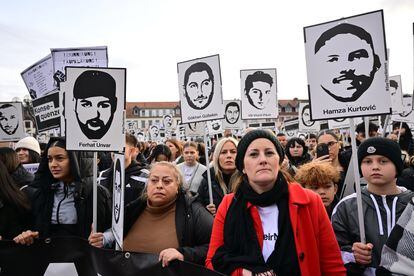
[331,137,414,274]
[206,130,345,275]
[13,137,111,244]
[121,162,213,266]
[198,137,238,215]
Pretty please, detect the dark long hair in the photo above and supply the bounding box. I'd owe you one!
[0,160,30,211]
[0,147,20,173]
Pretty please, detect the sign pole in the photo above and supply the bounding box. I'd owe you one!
[203,130,214,205]
[381,115,390,137]
[349,118,366,243]
[364,117,369,138]
[397,121,403,142]
[93,152,97,231]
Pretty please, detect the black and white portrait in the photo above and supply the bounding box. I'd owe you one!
[304,10,390,120]
[0,102,25,142]
[149,125,160,140]
[207,119,223,135]
[223,100,243,130]
[112,153,124,249]
[389,75,404,114]
[163,114,173,129]
[65,67,126,152]
[136,131,146,142]
[241,68,277,120]
[185,121,205,137]
[298,103,320,132]
[177,55,224,123]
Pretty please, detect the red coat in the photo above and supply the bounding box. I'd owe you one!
[206,182,346,276]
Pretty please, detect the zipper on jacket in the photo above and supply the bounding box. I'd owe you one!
[56,184,69,224]
[370,194,384,235]
[381,195,392,237]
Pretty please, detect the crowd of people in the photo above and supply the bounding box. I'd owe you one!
[1,121,414,275]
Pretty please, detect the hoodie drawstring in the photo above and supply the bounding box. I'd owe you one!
[370,194,384,236]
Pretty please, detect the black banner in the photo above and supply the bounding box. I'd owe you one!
[0,237,223,276]
[32,91,60,133]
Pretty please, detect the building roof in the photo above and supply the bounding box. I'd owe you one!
[126,101,180,117]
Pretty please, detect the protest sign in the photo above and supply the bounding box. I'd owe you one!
[0,102,26,142]
[223,100,243,130]
[32,91,60,133]
[21,54,55,99]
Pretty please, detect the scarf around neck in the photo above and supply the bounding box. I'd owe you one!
[212,172,300,275]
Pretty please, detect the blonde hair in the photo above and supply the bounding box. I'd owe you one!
[212,137,239,194]
[140,161,184,200]
[295,162,340,188]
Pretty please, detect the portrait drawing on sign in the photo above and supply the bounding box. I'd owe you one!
[73,70,117,140]
[244,71,274,110]
[301,104,314,127]
[183,62,214,110]
[225,102,240,125]
[314,23,381,102]
[0,104,19,135]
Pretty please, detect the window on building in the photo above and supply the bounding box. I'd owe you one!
[148,120,153,126]
[152,110,157,117]
[281,107,286,112]
[292,107,296,113]
[141,121,145,128]
[133,107,139,115]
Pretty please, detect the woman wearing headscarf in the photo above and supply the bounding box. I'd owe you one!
[206,130,345,276]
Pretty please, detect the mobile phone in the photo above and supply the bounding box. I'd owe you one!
[316,143,329,158]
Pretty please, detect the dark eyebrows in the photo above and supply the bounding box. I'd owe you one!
[348,49,369,59]
[79,99,92,104]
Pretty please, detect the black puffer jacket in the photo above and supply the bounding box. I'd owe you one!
[124,190,213,265]
[30,137,112,239]
[198,167,230,209]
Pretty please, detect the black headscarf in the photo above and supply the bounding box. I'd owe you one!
[212,172,300,275]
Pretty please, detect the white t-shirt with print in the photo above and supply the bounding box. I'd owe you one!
[257,204,279,262]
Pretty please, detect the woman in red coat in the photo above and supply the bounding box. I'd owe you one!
[205,130,345,276]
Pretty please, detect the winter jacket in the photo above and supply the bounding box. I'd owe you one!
[11,164,34,188]
[197,167,230,209]
[29,138,112,239]
[0,199,31,240]
[124,190,214,265]
[99,160,149,206]
[397,167,414,191]
[331,186,414,273]
[206,183,346,276]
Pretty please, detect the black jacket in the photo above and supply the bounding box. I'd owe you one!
[99,160,148,206]
[331,186,414,272]
[11,164,34,188]
[30,137,112,239]
[198,167,229,209]
[124,190,214,265]
[0,199,31,240]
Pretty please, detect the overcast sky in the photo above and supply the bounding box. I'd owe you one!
[1,0,413,103]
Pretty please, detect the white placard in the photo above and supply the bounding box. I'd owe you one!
[149,125,160,141]
[21,54,55,99]
[32,91,60,133]
[283,118,299,138]
[298,102,320,132]
[0,102,26,142]
[22,163,39,174]
[241,68,278,119]
[389,75,404,114]
[185,121,205,137]
[328,117,363,129]
[392,95,414,123]
[177,55,224,123]
[304,10,390,120]
[125,119,139,135]
[65,67,126,151]
[162,114,173,129]
[51,46,108,89]
[112,154,125,250]
[207,119,223,135]
[223,100,243,130]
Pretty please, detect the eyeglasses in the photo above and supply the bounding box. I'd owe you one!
[320,141,338,148]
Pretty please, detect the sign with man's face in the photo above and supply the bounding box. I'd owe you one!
[299,103,320,132]
[241,68,278,120]
[65,67,126,151]
[0,102,25,142]
[389,75,404,114]
[125,119,138,135]
[112,154,125,250]
[32,91,60,133]
[207,119,223,135]
[177,55,224,123]
[304,10,390,120]
[162,114,173,129]
[223,100,243,130]
[149,125,160,140]
[21,54,55,99]
[185,121,205,137]
[51,46,108,90]
[391,95,414,123]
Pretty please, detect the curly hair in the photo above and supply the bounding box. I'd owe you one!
[295,162,340,188]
